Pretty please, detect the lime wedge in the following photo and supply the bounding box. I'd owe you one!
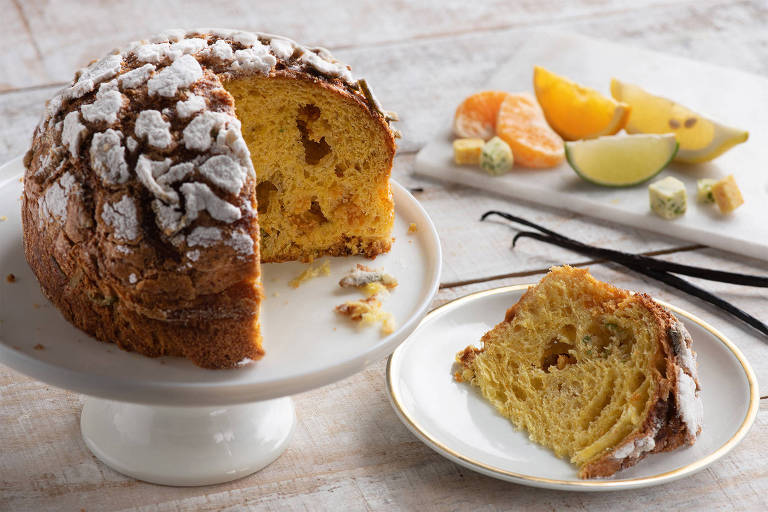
[611,79,748,164]
[565,134,679,187]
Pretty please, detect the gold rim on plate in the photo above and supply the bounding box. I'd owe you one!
[386,284,759,489]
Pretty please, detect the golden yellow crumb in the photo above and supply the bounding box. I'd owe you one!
[408,222,418,234]
[361,281,388,297]
[335,296,396,335]
[289,259,331,288]
[0,216,7,221]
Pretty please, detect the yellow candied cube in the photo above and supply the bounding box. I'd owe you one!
[711,174,744,214]
[453,138,485,165]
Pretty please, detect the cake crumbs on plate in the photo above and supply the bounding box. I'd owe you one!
[339,264,397,295]
[6,273,16,283]
[335,296,396,335]
[0,215,7,221]
[290,259,331,288]
[33,344,45,350]
[408,222,418,233]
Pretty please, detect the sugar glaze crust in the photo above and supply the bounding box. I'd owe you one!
[22,29,397,367]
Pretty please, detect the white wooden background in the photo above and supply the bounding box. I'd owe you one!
[1,0,767,510]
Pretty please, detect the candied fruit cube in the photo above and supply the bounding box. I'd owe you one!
[480,136,514,175]
[696,179,717,204]
[453,138,485,165]
[649,176,687,220]
[711,174,744,213]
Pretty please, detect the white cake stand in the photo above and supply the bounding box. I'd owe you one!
[0,157,442,486]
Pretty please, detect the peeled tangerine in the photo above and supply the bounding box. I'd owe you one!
[496,93,564,168]
[534,66,630,141]
[453,91,510,140]
[611,79,749,164]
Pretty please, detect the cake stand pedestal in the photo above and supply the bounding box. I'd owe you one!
[0,158,441,486]
[80,397,296,486]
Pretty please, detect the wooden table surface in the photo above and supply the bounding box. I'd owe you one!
[1,0,767,510]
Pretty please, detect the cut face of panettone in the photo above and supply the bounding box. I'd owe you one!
[455,266,702,478]
[22,29,397,368]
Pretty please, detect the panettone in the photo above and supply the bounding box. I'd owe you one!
[455,266,702,478]
[22,29,397,368]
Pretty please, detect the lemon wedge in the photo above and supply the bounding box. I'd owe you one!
[565,134,678,187]
[534,66,630,141]
[610,79,748,163]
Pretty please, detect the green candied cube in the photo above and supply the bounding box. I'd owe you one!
[481,136,514,175]
[696,179,717,204]
[649,176,687,219]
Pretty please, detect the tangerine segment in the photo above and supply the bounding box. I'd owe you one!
[534,66,630,141]
[453,91,510,140]
[496,93,565,168]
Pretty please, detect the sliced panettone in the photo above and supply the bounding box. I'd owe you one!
[22,29,396,368]
[455,266,702,478]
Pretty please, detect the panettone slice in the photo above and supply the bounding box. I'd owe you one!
[455,266,702,478]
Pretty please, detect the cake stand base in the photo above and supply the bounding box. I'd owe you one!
[80,396,296,486]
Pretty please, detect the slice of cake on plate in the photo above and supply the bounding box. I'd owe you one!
[455,266,702,478]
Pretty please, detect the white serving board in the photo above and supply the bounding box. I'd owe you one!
[415,31,768,261]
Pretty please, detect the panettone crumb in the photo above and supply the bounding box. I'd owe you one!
[335,296,396,335]
[408,222,418,233]
[289,259,331,288]
[33,344,45,350]
[6,273,16,283]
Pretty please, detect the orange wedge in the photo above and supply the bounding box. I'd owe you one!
[453,91,510,140]
[496,93,564,168]
[533,66,630,141]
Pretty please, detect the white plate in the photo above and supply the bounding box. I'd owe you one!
[0,157,442,405]
[387,285,759,491]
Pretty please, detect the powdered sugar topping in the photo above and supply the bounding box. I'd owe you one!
[90,129,130,184]
[198,155,245,194]
[38,172,78,226]
[181,182,242,223]
[81,88,125,124]
[135,110,173,149]
[176,95,206,118]
[136,155,177,203]
[187,226,223,247]
[669,320,697,376]
[676,368,703,438]
[183,111,234,151]
[119,63,155,89]
[147,54,203,97]
[101,195,140,241]
[269,38,294,60]
[226,229,255,256]
[61,111,87,158]
[64,53,123,100]
[230,45,276,74]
